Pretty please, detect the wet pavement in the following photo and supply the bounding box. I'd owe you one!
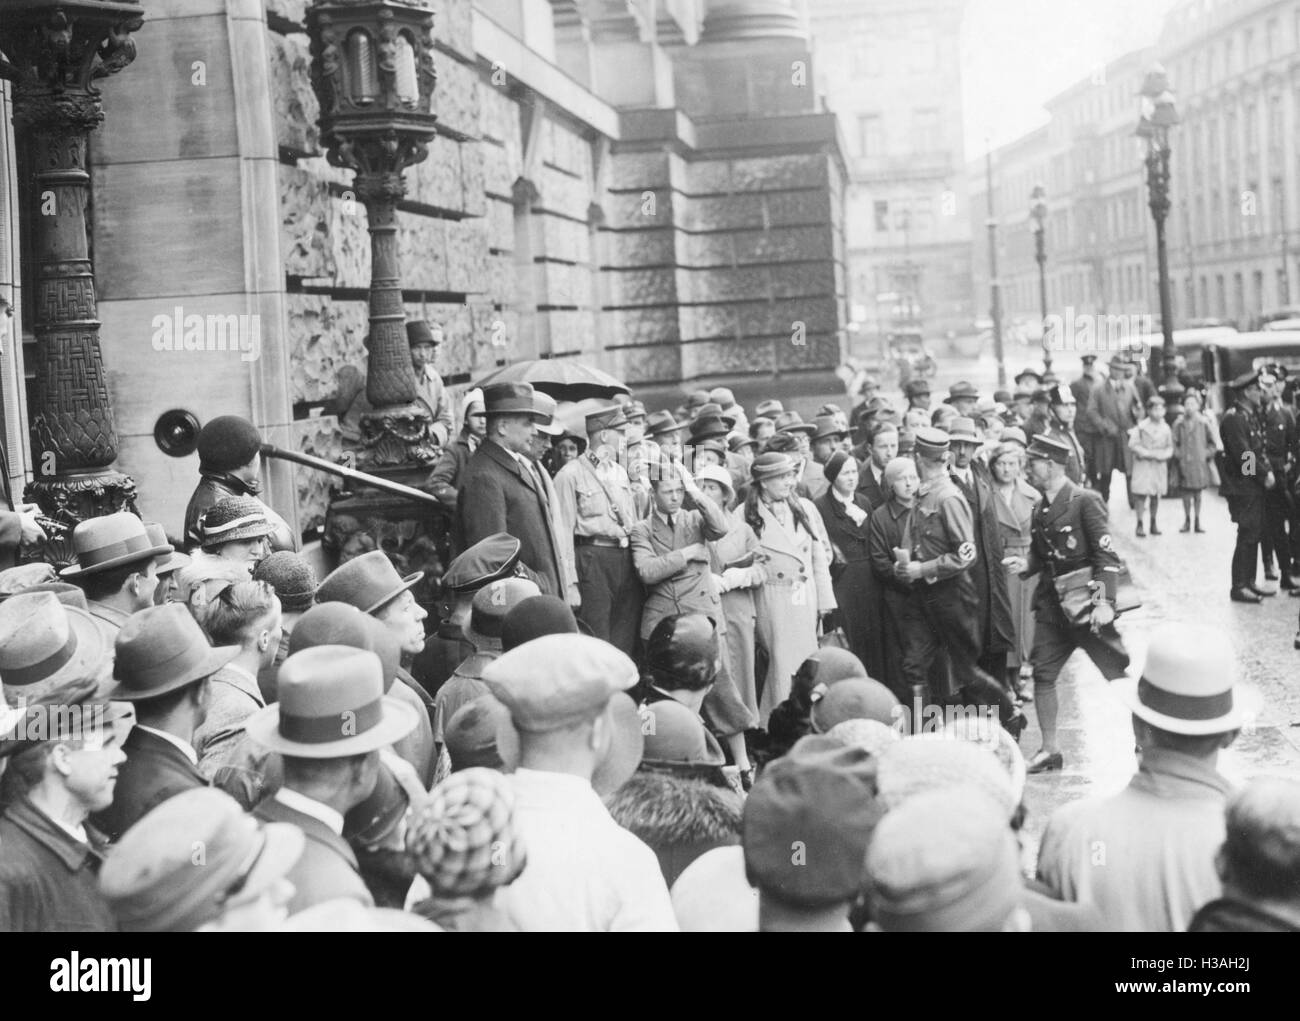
[869,349,1300,866]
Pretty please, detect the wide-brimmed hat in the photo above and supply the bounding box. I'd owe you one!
[944,382,980,404]
[144,523,189,575]
[754,399,784,420]
[287,602,402,694]
[60,512,172,578]
[483,381,546,418]
[99,787,305,933]
[948,416,981,444]
[689,414,730,442]
[1114,624,1259,735]
[690,438,727,458]
[243,646,418,758]
[811,415,846,442]
[463,577,542,650]
[693,464,735,504]
[0,591,107,707]
[533,391,563,436]
[774,411,816,436]
[103,604,240,702]
[198,496,273,549]
[315,550,423,615]
[903,379,930,398]
[645,410,688,438]
[750,451,797,481]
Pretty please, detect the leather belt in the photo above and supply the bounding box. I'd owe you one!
[574,535,628,549]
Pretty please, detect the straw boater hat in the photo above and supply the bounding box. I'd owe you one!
[1114,624,1258,736]
[59,511,172,578]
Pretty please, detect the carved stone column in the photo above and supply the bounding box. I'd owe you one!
[0,2,145,541]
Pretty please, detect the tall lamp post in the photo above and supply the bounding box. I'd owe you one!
[1029,183,1050,374]
[1136,64,1180,385]
[986,147,1006,387]
[306,0,439,474]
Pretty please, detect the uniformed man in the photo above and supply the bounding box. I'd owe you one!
[893,428,1000,722]
[553,404,644,654]
[1071,354,1101,488]
[1005,434,1131,774]
[1043,384,1087,485]
[1258,369,1298,590]
[407,320,455,448]
[1220,370,1275,603]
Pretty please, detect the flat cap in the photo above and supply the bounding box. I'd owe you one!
[442,532,523,593]
[743,735,885,905]
[482,633,638,732]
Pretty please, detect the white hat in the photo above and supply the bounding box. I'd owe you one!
[1114,624,1258,736]
[693,463,735,503]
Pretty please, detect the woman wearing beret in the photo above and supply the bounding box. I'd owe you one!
[814,451,883,679]
[745,453,836,723]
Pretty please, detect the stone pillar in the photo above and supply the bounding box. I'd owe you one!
[0,2,145,544]
[698,0,805,41]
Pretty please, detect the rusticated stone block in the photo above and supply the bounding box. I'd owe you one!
[607,152,673,191]
[608,267,679,307]
[287,294,369,404]
[478,83,520,149]
[540,215,592,264]
[470,305,520,373]
[406,140,464,212]
[679,232,733,267]
[536,165,591,221]
[435,59,482,140]
[605,191,675,229]
[683,303,739,341]
[683,161,731,196]
[609,342,682,387]
[444,219,489,292]
[739,297,838,337]
[682,194,764,232]
[430,0,475,60]
[397,213,450,292]
[481,140,514,198]
[544,309,596,354]
[539,262,590,308]
[608,307,681,347]
[540,119,588,178]
[733,225,832,264]
[329,196,372,289]
[414,302,476,378]
[682,267,771,303]
[292,415,344,534]
[486,253,518,307]
[606,229,675,268]
[269,31,319,157]
[769,263,837,299]
[280,166,335,279]
[486,196,514,252]
[461,142,487,216]
[775,331,841,371]
[682,337,776,377]
[730,155,826,192]
[764,191,831,227]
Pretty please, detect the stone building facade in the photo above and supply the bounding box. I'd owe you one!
[0,0,847,543]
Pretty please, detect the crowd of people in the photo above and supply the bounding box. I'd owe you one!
[0,321,1297,933]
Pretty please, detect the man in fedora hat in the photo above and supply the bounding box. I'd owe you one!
[183,415,298,554]
[0,591,107,711]
[809,415,849,466]
[645,410,689,463]
[0,673,126,931]
[247,646,419,914]
[1084,354,1141,504]
[553,404,643,652]
[943,381,981,418]
[1006,434,1130,775]
[315,549,438,777]
[523,391,580,601]
[92,604,241,841]
[903,379,931,413]
[61,511,172,655]
[455,381,564,598]
[145,522,190,606]
[1038,624,1248,932]
[484,633,675,931]
[407,319,455,448]
[424,388,487,513]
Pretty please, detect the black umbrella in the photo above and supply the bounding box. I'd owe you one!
[472,359,630,402]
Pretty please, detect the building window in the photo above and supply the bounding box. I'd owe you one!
[912,108,941,153]
[858,114,883,157]
[1235,272,1246,321]
[1216,274,1227,317]
[1200,275,1209,316]
[1253,270,1265,315]
[874,200,889,232]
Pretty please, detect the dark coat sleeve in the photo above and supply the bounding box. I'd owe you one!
[457,456,509,548]
[0,510,22,569]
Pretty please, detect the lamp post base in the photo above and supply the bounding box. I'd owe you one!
[354,401,440,473]
[22,468,139,568]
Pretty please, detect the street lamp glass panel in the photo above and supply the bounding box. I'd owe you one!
[346,29,379,103]
[394,32,418,104]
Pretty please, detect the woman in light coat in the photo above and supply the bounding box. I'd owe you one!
[988,441,1041,700]
[745,452,836,723]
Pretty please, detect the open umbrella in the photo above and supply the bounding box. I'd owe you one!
[472,359,630,402]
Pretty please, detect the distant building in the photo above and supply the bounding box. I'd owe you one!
[807,0,974,347]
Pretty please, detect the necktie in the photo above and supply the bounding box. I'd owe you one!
[666,514,675,532]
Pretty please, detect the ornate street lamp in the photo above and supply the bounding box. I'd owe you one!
[0,1,146,548]
[306,0,439,473]
[1029,183,1050,373]
[1136,63,1180,385]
